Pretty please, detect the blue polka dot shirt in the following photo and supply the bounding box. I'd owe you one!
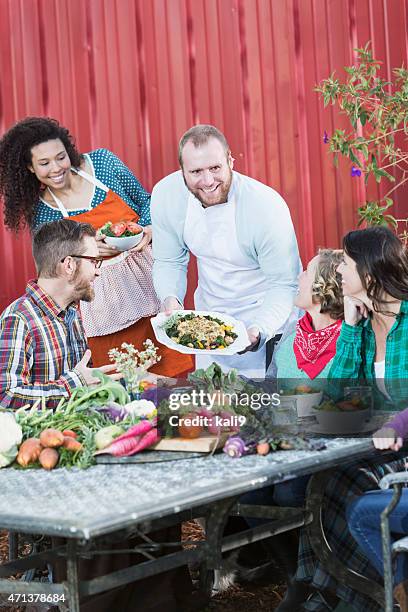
[33,148,151,229]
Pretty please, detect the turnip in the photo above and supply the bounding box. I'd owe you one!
[95,425,125,450]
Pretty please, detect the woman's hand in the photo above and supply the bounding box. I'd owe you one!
[373,426,403,451]
[344,296,369,326]
[95,233,119,257]
[130,225,152,252]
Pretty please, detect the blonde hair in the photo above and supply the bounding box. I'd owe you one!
[312,249,344,319]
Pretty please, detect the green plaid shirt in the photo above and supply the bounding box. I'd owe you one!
[329,300,408,407]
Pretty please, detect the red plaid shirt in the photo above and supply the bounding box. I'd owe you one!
[0,281,87,409]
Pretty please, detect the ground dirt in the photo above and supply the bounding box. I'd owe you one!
[0,526,286,611]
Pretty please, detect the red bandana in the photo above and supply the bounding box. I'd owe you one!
[293,313,342,379]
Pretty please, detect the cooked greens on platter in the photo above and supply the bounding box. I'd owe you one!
[162,312,238,350]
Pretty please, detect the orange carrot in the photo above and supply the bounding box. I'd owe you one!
[62,436,83,452]
[62,430,77,439]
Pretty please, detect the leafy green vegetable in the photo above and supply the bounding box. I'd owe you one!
[14,374,133,469]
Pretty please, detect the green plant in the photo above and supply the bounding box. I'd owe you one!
[316,43,408,237]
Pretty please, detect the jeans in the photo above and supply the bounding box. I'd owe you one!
[347,489,408,586]
[240,476,310,526]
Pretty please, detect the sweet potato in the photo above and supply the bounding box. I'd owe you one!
[39,448,59,470]
[39,428,64,448]
[62,436,83,452]
[16,438,42,467]
[62,430,77,439]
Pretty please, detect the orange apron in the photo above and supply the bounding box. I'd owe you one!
[49,171,193,376]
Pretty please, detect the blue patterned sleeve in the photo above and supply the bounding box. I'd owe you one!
[103,150,151,225]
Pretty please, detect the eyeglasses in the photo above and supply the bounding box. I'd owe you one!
[61,255,104,269]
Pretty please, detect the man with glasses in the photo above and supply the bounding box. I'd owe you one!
[0,219,119,409]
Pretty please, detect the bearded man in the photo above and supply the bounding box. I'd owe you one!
[151,125,301,376]
[0,219,118,409]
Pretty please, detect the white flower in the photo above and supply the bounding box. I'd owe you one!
[109,340,161,390]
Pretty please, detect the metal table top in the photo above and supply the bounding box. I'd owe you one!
[0,438,378,539]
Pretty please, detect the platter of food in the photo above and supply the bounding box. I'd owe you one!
[151,310,250,355]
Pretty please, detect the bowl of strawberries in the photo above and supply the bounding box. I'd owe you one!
[100,220,144,251]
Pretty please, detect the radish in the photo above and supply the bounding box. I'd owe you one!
[94,428,160,456]
[207,411,236,434]
[207,416,222,435]
[198,407,212,419]
[94,435,144,456]
[113,419,155,443]
[127,429,160,455]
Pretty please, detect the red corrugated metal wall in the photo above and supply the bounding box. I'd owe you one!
[1,0,407,311]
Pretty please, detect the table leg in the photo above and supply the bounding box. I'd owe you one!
[8,532,18,562]
[198,496,238,597]
[65,540,80,612]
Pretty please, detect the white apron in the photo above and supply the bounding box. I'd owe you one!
[183,193,270,377]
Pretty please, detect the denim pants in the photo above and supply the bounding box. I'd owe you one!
[347,489,408,586]
[240,476,310,526]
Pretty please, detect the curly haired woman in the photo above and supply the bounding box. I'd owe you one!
[273,248,344,380]
[0,116,192,376]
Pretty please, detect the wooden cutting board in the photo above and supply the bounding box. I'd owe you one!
[149,433,230,453]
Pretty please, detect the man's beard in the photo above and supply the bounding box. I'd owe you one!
[75,281,95,302]
[183,168,232,207]
[70,271,95,303]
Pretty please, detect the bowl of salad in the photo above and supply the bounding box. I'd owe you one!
[100,220,144,251]
[280,385,323,417]
[313,398,369,434]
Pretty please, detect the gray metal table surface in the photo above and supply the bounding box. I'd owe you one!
[0,438,377,539]
[0,437,387,610]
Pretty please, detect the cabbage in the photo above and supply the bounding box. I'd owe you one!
[0,413,23,468]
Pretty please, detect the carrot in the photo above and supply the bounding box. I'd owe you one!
[112,419,154,443]
[16,438,42,467]
[62,436,83,452]
[39,448,59,470]
[62,430,77,439]
[40,428,64,448]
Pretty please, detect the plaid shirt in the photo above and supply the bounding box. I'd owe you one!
[0,281,87,410]
[329,300,408,406]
